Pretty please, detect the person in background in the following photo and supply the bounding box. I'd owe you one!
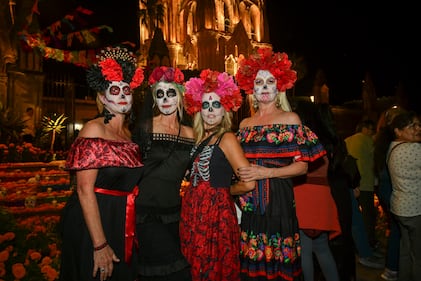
[132,66,194,281]
[59,46,145,281]
[345,119,378,250]
[235,48,325,281]
[345,118,385,269]
[180,69,255,281]
[293,100,340,281]
[387,111,421,281]
[374,106,405,281]
[327,136,360,280]
[21,106,35,143]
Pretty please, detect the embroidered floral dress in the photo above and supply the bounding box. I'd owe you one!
[60,137,143,281]
[180,135,240,281]
[236,124,325,281]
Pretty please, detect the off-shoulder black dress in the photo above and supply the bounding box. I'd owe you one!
[59,137,143,281]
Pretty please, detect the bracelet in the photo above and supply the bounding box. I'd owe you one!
[93,241,108,251]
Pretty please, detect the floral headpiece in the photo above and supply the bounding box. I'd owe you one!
[184,69,242,115]
[86,46,144,92]
[235,47,297,94]
[148,66,184,86]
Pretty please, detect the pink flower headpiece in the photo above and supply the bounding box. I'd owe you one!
[235,47,297,94]
[184,69,242,115]
[148,66,184,86]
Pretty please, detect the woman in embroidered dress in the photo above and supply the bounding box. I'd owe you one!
[180,69,256,281]
[132,66,194,281]
[235,48,325,281]
[59,46,144,281]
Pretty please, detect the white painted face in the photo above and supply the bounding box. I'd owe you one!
[104,81,133,114]
[155,82,179,115]
[201,92,224,128]
[253,70,277,103]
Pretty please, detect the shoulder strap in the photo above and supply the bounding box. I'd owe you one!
[215,131,227,145]
[386,142,407,165]
[186,132,217,172]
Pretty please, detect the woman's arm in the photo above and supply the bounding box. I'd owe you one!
[237,160,308,182]
[75,121,120,279]
[219,132,256,195]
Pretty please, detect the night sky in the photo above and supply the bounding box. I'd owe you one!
[37,0,418,109]
[266,0,418,107]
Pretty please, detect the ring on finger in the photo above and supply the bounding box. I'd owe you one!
[100,268,105,272]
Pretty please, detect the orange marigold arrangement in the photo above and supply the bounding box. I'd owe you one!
[0,210,61,281]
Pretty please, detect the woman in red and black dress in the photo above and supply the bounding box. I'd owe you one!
[180,69,255,281]
[59,46,144,281]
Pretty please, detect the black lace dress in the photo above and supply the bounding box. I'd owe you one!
[59,137,143,281]
[135,133,194,281]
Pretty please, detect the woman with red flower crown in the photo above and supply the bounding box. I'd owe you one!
[132,66,195,281]
[59,46,144,281]
[180,69,256,281]
[235,48,326,281]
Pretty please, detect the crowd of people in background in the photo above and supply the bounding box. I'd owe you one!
[57,45,421,281]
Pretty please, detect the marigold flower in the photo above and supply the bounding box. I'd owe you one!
[3,232,15,241]
[30,251,42,261]
[0,251,9,263]
[12,263,26,279]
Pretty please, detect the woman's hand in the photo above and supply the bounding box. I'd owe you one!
[238,164,270,181]
[353,187,361,198]
[93,245,120,280]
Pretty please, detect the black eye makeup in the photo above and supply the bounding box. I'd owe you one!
[156,88,177,98]
[202,101,222,109]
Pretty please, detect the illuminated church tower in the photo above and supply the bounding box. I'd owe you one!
[138,0,272,75]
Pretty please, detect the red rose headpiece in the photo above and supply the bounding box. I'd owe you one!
[184,69,242,115]
[148,66,184,86]
[87,46,144,92]
[235,48,297,94]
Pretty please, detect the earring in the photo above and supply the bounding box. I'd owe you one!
[253,99,258,109]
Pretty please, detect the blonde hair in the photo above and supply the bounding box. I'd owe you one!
[192,111,232,144]
[96,92,105,114]
[249,91,291,115]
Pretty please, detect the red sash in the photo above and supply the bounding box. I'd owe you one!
[94,186,139,263]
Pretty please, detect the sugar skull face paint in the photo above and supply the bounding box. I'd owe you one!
[104,81,133,114]
[155,82,179,115]
[201,92,224,127]
[253,70,277,103]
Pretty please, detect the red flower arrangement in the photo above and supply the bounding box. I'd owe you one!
[130,68,145,89]
[148,66,184,85]
[99,58,123,82]
[99,58,144,90]
[184,69,242,115]
[236,47,297,94]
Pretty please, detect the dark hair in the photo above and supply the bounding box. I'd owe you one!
[355,119,375,133]
[293,100,338,157]
[373,110,416,174]
[390,111,417,131]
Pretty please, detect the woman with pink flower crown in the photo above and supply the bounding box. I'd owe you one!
[235,48,326,281]
[180,69,256,281]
